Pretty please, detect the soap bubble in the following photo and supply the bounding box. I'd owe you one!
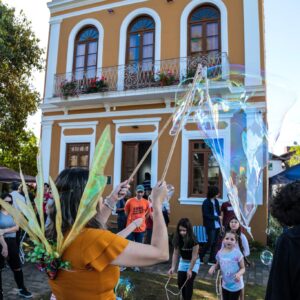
[260,250,273,266]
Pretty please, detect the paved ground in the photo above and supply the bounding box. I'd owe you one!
[2,258,269,299]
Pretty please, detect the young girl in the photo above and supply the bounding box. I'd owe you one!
[209,231,245,300]
[168,218,199,300]
[226,217,250,261]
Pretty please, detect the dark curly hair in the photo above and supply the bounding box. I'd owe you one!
[207,186,219,199]
[173,218,197,249]
[270,180,300,226]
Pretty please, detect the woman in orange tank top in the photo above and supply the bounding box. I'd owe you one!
[46,168,169,300]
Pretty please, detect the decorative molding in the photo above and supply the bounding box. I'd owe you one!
[41,121,54,182]
[45,22,61,100]
[243,0,262,86]
[58,121,98,172]
[117,7,161,90]
[66,18,104,75]
[113,118,160,189]
[49,0,148,22]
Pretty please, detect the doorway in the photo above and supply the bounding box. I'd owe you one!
[121,141,151,194]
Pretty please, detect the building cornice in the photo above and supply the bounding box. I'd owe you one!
[48,0,148,20]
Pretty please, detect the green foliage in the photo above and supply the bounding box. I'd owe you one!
[267,215,283,249]
[0,1,43,155]
[0,129,38,175]
[288,145,300,167]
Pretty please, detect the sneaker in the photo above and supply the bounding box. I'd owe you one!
[18,288,32,298]
[120,266,127,272]
[133,267,140,272]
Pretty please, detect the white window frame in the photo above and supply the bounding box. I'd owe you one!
[58,121,98,172]
[179,119,231,205]
[112,118,160,188]
[66,19,104,78]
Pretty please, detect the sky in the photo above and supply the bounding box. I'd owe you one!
[3,0,300,154]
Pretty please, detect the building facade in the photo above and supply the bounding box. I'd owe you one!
[41,0,267,242]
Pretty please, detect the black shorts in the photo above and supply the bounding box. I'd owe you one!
[0,237,21,270]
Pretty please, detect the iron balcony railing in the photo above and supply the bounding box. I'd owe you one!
[54,52,229,98]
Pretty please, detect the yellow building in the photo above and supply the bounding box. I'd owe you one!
[41,0,267,243]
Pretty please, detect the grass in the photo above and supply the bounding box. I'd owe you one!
[117,271,266,300]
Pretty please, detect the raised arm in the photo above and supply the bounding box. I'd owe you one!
[111,182,169,267]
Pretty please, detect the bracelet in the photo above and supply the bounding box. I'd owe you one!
[103,198,115,210]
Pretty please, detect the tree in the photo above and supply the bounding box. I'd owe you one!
[0,130,38,175]
[0,1,43,158]
[288,145,300,167]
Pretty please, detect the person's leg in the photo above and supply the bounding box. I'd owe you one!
[208,228,220,262]
[177,271,187,299]
[183,272,197,300]
[228,290,241,300]
[200,227,213,261]
[135,232,145,244]
[6,239,32,298]
[222,288,230,300]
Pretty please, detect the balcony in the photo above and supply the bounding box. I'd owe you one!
[53,52,230,104]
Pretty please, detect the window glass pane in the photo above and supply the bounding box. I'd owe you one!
[88,42,98,54]
[76,44,85,56]
[143,45,153,59]
[74,68,84,80]
[130,18,155,32]
[191,39,202,52]
[86,67,96,78]
[80,155,89,167]
[143,32,154,45]
[192,153,204,194]
[191,25,202,38]
[78,27,99,41]
[69,155,78,167]
[208,153,220,186]
[191,7,219,22]
[75,56,85,68]
[142,59,152,71]
[129,47,139,61]
[207,36,219,50]
[87,54,97,66]
[130,34,140,47]
[207,23,218,36]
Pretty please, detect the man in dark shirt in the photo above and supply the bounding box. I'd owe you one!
[200,186,221,265]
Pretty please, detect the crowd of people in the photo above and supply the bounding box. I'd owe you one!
[0,168,299,300]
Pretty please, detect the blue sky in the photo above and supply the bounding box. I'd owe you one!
[4,0,300,154]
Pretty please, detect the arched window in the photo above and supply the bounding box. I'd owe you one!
[74,26,99,79]
[126,16,155,71]
[188,5,220,56]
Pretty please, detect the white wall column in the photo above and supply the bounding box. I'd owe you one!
[44,19,62,101]
[41,120,54,183]
[243,0,262,86]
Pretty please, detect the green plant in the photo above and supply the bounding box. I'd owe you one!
[85,76,108,93]
[266,215,283,249]
[157,70,176,86]
[60,80,78,99]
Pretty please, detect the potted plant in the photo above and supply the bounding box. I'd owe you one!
[85,76,108,93]
[157,70,176,86]
[60,80,78,99]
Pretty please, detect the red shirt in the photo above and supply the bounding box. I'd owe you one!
[221,201,236,227]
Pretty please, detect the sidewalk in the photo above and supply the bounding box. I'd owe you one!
[2,259,269,299]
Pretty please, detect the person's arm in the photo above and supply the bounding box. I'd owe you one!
[208,261,219,275]
[0,224,19,235]
[235,257,245,281]
[187,244,199,279]
[0,235,8,258]
[168,247,179,275]
[117,218,142,238]
[98,181,130,225]
[241,233,250,257]
[112,182,169,267]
